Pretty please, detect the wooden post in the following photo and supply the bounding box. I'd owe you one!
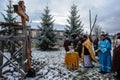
[13,0,31,72]
[89,10,97,36]
[0,48,3,77]
[13,1,29,26]
[0,0,32,77]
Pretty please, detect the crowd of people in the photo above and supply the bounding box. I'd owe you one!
[63,33,120,80]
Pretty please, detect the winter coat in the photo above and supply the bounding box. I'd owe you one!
[112,45,120,71]
[63,39,71,52]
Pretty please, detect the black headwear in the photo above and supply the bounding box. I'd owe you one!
[83,35,87,38]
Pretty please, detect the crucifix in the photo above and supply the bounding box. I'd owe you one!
[13,0,31,72]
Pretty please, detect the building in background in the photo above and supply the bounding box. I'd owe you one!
[31,28,65,48]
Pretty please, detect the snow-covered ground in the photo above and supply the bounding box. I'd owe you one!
[2,47,116,80]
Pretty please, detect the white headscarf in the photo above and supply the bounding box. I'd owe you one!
[115,39,120,47]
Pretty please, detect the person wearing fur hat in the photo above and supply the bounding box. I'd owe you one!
[97,33,112,74]
[112,36,120,79]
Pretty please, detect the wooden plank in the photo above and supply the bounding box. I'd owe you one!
[0,51,26,76]
[0,46,23,69]
[0,22,22,27]
[0,35,25,41]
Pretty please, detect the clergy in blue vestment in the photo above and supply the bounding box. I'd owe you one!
[98,33,112,74]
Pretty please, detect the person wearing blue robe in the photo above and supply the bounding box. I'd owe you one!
[98,34,112,74]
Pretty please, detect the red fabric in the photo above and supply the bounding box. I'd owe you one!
[63,40,71,51]
[112,46,120,71]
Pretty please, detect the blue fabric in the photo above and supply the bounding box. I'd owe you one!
[98,39,112,72]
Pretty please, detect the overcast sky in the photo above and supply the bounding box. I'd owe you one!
[0,0,120,34]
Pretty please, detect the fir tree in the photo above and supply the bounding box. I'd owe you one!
[36,6,56,50]
[1,0,17,53]
[1,0,17,34]
[65,4,84,39]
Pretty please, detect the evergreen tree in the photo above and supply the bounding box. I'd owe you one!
[65,4,84,39]
[36,6,56,50]
[1,0,17,53]
[1,0,17,34]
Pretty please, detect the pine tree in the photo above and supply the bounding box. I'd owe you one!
[1,0,17,53]
[1,0,17,34]
[65,4,84,39]
[36,6,56,50]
